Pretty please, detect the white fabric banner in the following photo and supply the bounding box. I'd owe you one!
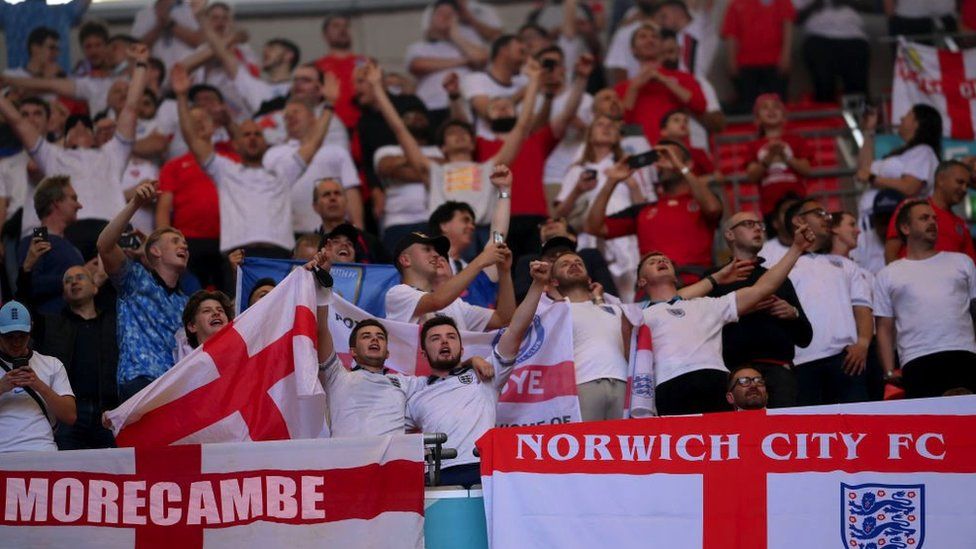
[892,40,976,139]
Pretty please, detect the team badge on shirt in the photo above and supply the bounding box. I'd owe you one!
[841,483,924,549]
[387,376,401,389]
[457,372,475,385]
[666,308,686,318]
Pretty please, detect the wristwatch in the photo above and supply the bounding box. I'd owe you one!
[498,190,511,199]
[679,166,691,177]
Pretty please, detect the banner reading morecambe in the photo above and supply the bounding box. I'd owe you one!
[0,435,425,548]
[479,397,976,549]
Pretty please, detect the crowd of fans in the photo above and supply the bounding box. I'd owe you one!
[0,0,974,487]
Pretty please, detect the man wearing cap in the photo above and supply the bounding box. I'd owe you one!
[874,199,976,398]
[883,160,976,265]
[852,188,903,274]
[726,365,768,411]
[0,301,77,453]
[313,178,389,264]
[513,222,615,302]
[385,232,515,331]
[709,210,811,408]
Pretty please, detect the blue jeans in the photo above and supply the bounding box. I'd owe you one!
[55,398,116,450]
[118,375,155,403]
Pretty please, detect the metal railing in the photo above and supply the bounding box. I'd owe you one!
[424,432,457,487]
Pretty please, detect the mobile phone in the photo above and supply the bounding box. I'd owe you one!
[32,226,48,242]
[582,169,597,179]
[541,58,558,71]
[492,231,505,244]
[12,357,28,369]
[627,150,660,169]
[119,232,142,250]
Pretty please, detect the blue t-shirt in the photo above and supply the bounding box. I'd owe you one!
[17,234,83,315]
[113,260,188,384]
[0,0,87,72]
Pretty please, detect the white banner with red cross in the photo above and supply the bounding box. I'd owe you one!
[0,435,425,548]
[329,295,581,428]
[893,40,976,139]
[478,396,976,549]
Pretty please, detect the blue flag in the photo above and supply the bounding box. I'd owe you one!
[236,257,500,317]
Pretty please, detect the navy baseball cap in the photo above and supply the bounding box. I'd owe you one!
[0,301,31,334]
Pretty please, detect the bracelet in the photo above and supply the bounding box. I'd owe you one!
[498,190,510,199]
[705,274,718,288]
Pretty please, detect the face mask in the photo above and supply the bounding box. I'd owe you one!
[490,116,517,133]
[408,124,431,142]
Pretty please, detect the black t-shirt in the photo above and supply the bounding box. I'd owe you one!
[69,318,100,399]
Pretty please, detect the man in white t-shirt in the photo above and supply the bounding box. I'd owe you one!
[874,199,976,398]
[262,100,362,233]
[421,0,503,44]
[0,301,76,453]
[548,250,630,420]
[407,260,546,486]
[637,222,815,416]
[386,231,514,331]
[407,1,488,120]
[0,44,151,259]
[0,97,48,251]
[131,0,203,72]
[783,199,875,406]
[462,34,529,137]
[173,63,332,257]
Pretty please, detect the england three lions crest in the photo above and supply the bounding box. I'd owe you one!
[842,483,924,549]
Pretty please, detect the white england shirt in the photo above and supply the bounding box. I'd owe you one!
[385,284,494,331]
[0,352,74,453]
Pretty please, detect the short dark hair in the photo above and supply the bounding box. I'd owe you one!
[518,23,548,39]
[435,118,475,146]
[420,315,460,348]
[490,34,518,61]
[659,28,678,42]
[349,319,388,349]
[248,278,277,306]
[18,96,51,119]
[535,44,564,61]
[78,21,109,45]
[894,199,930,240]
[183,290,235,348]
[34,175,71,219]
[727,364,763,392]
[297,62,325,84]
[659,108,688,130]
[27,27,59,50]
[267,38,301,71]
[148,56,166,85]
[429,201,476,236]
[321,13,350,31]
[935,159,972,180]
[188,84,225,104]
[783,198,819,233]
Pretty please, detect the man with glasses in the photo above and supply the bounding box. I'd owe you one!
[726,365,768,411]
[782,199,874,406]
[710,211,811,407]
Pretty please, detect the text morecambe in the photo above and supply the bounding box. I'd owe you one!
[2,473,327,526]
[515,432,947,462]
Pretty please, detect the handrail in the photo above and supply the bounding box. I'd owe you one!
[713,127,851,145]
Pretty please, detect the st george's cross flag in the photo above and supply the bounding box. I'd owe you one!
[478,396,976,549]
[104,269,329,447]
[892,40,976,139]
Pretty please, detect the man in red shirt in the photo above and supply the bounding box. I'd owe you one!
[315,14,366,130]
[721,0,795,113]
[156,88,238,292]
[585,140,723,283]
[884,160,976,263]
[744,94,812,219]
[476,49,590,261]
[613,24,706,144]
[659,108,718,179]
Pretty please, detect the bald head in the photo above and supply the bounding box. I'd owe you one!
[724,211,765,257]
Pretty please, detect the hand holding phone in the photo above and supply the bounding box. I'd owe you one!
[627,150,659,170]
[32,226,48,242]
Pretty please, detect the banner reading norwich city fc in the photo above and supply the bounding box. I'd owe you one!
[479,397,976,549]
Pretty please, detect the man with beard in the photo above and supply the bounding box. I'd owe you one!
[310,245,490,438]
[709,210,811,407]
[585,140,722,283]
[726,366,768,411]
[875,200,976,398]
[173,62,332,261]
[884,160,976,264]
[783,199,874,406]
[406,259,551,487]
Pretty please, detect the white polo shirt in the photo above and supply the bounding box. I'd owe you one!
[385,284,494,332]
[263,140,360,234]
[406,352,512,466]
[203,151,306,252]
[569,301,629,384]
[873,252,976,365]
[789,253,873,365]
[318,352,427,438]
[0,352,74,453]
[642,294,738,386]
[29,135,129,222]
[374,144,444,229]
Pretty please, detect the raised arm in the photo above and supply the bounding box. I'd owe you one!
[486,243,515,329]
[0,74,77,100]
[496,260,549,359]
[734,225,815,314]
[97,179,158,276]
[442,72,470,123]
[0,93,42,149]
[194,1,240,78]
[659,146,723,222]
[550,54,593,138]
[295,106,334,166]
[367,61,432,180]
[305,247,336,363]
[490,58,542,167]
[116,44,151,142]
[172,63,214,166]
[583,158,634,237]
[448,16,489,67]
[413,243,506,317]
